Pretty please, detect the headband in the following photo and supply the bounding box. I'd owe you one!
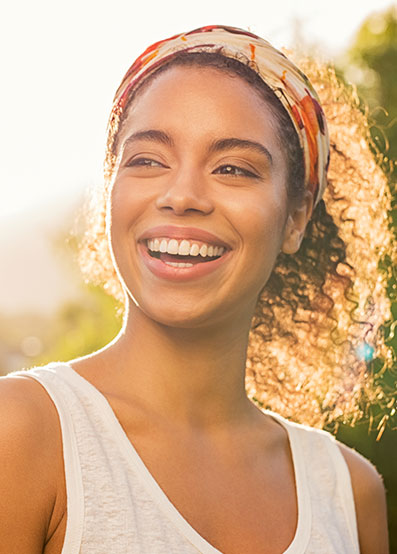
[108,25,330,207]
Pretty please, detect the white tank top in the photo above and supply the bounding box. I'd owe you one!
[13,363,360,553]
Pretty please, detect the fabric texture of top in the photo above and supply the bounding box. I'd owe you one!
[10,363,360,553]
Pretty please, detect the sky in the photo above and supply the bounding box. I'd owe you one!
[1,0,395,315]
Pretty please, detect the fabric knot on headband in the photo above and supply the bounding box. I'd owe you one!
[108,25,330,207]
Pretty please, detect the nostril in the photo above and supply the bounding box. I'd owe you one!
[159,205,209,216]
[155,186,214,216]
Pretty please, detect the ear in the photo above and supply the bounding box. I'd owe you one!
[281,191,314,255]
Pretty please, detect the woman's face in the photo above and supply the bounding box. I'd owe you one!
[109,66,308,328]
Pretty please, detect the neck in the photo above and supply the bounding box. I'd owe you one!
[103,300,256,429]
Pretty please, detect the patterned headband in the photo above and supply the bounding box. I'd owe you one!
[108,25,330,207]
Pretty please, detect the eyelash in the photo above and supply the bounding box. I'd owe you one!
[213,164,259,178]
[126,158,259,178]
[127,157,166,168]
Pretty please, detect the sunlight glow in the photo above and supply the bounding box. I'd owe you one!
[1,0,393,218]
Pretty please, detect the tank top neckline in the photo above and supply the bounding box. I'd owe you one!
[53,363,312,554]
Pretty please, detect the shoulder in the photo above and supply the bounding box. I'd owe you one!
[0,372,57,449]
[0,371,61,443]
[275,417,389,553]
[0,372,65,552]
[337,441,389,554]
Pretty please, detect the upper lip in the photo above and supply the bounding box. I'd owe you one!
[138,225,231,249]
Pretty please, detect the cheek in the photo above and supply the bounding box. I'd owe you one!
[108,176,151,236]
[227,188,287,247]
[259,210,286,254]
[234,196,288,288]
[108,187,128,255]
[107,180,140,269]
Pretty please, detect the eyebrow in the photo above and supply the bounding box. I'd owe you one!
[123,129,174,149]
[209,138,273,164]
[122,130,272,164]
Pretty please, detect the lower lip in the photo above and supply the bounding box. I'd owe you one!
[138,243,231,282]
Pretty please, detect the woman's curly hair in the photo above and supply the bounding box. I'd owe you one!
[79,51,396,429]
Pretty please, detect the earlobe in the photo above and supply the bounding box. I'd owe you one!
[281,191,314,255]
[282,224,303,254]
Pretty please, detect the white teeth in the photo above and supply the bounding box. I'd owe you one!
[165,261,194,268]
[147,238,226,257]
[190,243,200,256]
[167,239,179,255]
[178,239,191,256]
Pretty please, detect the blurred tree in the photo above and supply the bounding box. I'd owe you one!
[31,200,123,366]
[346,5,397,180]
[34,284,122,366]
[337,7,397,550]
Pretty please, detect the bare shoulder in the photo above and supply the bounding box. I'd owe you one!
[338,441,389,554]
[0,373,60,447]
[0,373,65,553]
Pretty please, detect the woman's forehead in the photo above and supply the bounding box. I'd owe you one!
[118,65,279,146]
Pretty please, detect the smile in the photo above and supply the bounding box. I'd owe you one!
[146,238,226,267]
[138,235,230,281]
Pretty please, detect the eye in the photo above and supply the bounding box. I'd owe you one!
[126,157,168,168]
[213,164,259,178]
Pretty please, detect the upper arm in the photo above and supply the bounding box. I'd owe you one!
[0,375,63,553]
[338,441,389,554]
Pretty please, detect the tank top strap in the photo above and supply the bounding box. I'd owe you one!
[268,412,360,553]
[10,365,85,554]
[319,429,360,548]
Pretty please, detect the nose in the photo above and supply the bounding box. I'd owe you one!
[155,166,214,216]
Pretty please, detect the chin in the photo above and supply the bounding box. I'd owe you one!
[126,290,236,330]
[147,304,218,329]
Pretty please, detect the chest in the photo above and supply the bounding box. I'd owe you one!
[125,429,299,554]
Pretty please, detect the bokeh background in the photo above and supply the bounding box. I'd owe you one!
[1,0,396,549]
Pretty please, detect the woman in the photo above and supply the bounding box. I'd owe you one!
[1,25,392,553]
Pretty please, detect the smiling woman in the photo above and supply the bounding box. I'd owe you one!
[1,25,394,554]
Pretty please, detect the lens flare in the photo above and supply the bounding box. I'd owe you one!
[356,342,375,362]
